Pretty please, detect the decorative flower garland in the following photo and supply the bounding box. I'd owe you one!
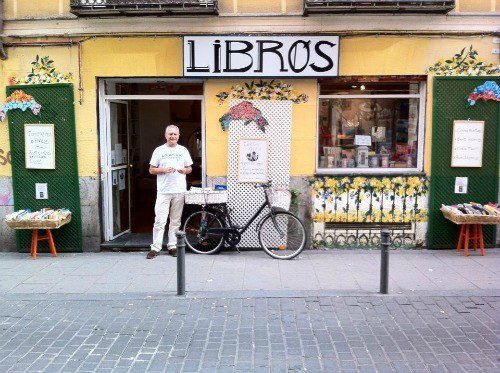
[9,55,73,85]
[0,90,42,122]
[216,80,308,105]
[467,81,500,106]
[427,46,499,76]
[219,101,269,133]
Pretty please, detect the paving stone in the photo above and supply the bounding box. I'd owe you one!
[0,295,499,372]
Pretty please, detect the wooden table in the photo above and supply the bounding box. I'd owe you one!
[456,223,484,256]
[441,208,499,256]
[6,216,72,259]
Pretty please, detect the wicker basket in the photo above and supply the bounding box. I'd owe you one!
[5,215,72,230]
[185,190,227,205]
[441,208,500,225]
[268,188,291,211]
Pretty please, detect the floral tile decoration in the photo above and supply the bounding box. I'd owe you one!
[467,81,500,106]
[311,176,429,248]
[217,80,308,132]
[9,55,73,85]
[216,80,308,105]
[0,90,41,122]
[219,101,269,133]
[427,45,499,76]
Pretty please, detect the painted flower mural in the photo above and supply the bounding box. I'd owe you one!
[311,176,429,248]
[0,90,41,122]
[311,176,429,224]
[427,46,499,76]
[9,55,73,85]
[467,81,500,106]
[219,101,269,133]
[216,80,308,105]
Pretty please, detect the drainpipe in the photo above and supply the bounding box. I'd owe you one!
[0,0,7,60]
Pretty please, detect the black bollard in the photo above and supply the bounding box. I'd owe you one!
[176,231,186,296]
[380,229,390,294]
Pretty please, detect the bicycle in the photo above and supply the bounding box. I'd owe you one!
[183,181,306,259]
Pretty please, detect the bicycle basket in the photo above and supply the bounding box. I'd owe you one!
[185,188,227,205]
[268,188,291,211]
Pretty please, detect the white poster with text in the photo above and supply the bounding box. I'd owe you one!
[183,35,339,77]
[238,139,268,183]
[451,120,484,167]
[24,123,55,169]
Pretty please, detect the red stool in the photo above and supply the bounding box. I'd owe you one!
[456,224,484,256]
[30,229,58,260]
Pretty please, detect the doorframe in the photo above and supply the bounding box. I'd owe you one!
[98,78,206,241]
[105,100,131,241]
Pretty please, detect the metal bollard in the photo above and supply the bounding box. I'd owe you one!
[176,231,186,296]
[380,229,390,294]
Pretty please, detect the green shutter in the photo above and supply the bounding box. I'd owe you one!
[427,77,499,249]
[6,84,83,252]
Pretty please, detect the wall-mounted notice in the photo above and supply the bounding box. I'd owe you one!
[238,138,268,183]
[454,177,468,194]
[24,123,55,169]
[451,120,484,167]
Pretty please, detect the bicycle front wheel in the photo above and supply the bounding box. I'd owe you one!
[184,211,224,254]
[258,212,306,259]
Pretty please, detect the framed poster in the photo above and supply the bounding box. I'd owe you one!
[451,120,484,167]
[24,123,55,169]
[238,138,268,183]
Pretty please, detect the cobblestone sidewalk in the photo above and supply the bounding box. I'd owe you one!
[1,295,499,372]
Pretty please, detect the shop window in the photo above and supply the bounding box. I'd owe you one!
[317,79,425,173]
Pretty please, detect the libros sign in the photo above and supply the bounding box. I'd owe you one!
[183,35,339,77]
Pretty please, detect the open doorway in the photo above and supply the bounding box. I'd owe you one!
[129,99,202,233]
[99,80,204,246]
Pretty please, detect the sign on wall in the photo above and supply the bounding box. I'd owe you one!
[24,123,55,169]
[183,35,339,77]
[238,138,268,182]
[451,120,484,167]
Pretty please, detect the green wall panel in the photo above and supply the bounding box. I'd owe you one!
[428,77,499,249]
[6,84,82,252]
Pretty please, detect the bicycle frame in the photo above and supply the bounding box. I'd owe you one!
[201,187,285,237]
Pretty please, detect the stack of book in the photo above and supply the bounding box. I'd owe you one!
[5,209,72,229]
[441,203,499,216]
[440,203,500,224]
[6,208,71,222]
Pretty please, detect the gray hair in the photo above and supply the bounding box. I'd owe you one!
[165,124,180,135]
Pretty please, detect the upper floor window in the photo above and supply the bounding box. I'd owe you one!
[304,0,455,14]
[317,78,426,174]
[70,0,219,16]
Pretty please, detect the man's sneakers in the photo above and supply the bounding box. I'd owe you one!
[146,248,177,259]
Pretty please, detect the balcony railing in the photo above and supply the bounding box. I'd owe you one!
[70,0,218,16]
[304,0,455,14]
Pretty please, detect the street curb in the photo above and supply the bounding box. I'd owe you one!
[2,289,500,301]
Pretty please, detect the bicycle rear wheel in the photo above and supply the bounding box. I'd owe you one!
[184,211,224,254]
[258,211,306,259]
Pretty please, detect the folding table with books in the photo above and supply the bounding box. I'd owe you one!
[5,209,72,259]
[441,207,500,256]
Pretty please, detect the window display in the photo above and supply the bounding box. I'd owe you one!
[317,79,424,172]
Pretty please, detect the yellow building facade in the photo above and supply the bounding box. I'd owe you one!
[0,0,498,251]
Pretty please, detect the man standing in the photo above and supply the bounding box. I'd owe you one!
[147,125,193,259]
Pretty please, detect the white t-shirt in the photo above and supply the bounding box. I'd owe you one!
[150,144,193,194]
